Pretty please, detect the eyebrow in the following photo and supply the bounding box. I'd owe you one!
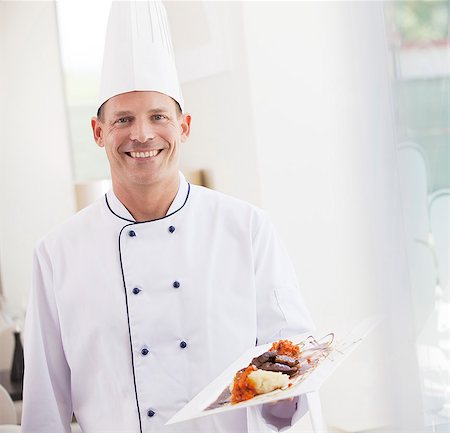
[146,107,170,114]
[111,108,169,117]
[111,111,133,117]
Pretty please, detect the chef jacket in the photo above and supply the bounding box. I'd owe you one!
[22,172,314,433]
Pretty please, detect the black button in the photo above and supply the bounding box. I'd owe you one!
[180,341,187,349]
[173,281,180,289]
[128,230,136,237]
[147,409,156,418]
[132,288,141,295]
[141,348,149,356]
[168,226,176,233]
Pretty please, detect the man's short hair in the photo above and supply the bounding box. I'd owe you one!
[97,104,105,121]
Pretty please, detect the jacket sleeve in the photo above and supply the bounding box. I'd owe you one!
[249,212,315,432]
[21,242,73,433]
[253,212,315,343]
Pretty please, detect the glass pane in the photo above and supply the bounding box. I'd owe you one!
[384,1,450,428]
[56,0,112,183]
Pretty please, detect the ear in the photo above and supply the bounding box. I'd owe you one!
[180,114,191,143]
[91,117,104,147]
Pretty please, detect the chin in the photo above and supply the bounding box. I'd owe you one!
[130,173,166,186]
[119,167,178,188]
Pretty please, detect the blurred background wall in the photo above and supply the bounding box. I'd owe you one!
[0,1,75,317]
[0,1,448,432]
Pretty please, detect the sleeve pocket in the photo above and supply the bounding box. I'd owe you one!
[274,286,315,338]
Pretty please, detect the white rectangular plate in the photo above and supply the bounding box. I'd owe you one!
[166,315,382,425]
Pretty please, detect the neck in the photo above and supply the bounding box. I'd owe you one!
[113,175,180,222]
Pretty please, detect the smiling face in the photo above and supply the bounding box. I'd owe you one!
[91,91,191,194]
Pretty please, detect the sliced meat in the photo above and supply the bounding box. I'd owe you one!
[259,362,299,376]
[251,351,277,368]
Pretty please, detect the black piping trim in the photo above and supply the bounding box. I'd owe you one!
[105,183,191,224]
[111,183,191,432]
[118,225,143,433]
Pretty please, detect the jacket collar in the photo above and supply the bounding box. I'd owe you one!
[105,172,190,223]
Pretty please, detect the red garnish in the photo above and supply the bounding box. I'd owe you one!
[231,365,258,403]
[269,340,301,358]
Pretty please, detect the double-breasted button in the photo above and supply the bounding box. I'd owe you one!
[132,287,141,295]
[172,281,180,289]
[147,409,156,418]
[180,341,187,349]
[141,348,149,356]
[128,230,136,237]
[168,226,176,233]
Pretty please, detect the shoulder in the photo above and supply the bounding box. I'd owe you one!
[189,184,265,214]
[36,197,107,253]
[187,184,272,232]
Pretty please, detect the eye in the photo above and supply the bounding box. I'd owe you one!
[115,117,131,124]
[152,114,167,121]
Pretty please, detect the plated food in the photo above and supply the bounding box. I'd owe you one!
[167,319,379,426]
[206,335,334,410]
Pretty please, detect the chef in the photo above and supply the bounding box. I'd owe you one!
[21,2,314,432]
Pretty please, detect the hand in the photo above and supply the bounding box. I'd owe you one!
[262,396,299,419]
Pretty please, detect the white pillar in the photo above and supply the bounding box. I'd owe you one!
[242,1,424,431]
[0,2,76,313]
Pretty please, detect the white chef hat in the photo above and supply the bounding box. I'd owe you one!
[98,0,184,112]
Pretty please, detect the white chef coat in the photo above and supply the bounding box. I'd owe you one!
[22,172,314,433]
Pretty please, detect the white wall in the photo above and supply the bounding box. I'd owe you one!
[167,1,262,206]
[0,2,75,313]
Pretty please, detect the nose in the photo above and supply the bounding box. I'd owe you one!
[129,119,155,143]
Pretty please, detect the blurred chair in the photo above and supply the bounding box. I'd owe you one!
[0,385,16,426]
[397,142,431,238]
[186,169,214,189]
[71,423,83,433]
[397,142,437,333]
[0,427,21,433]
[0,327,14,371]
[75,179,112,211]
[429,189,450,298]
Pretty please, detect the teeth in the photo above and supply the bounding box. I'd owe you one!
[129,150,160,158]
